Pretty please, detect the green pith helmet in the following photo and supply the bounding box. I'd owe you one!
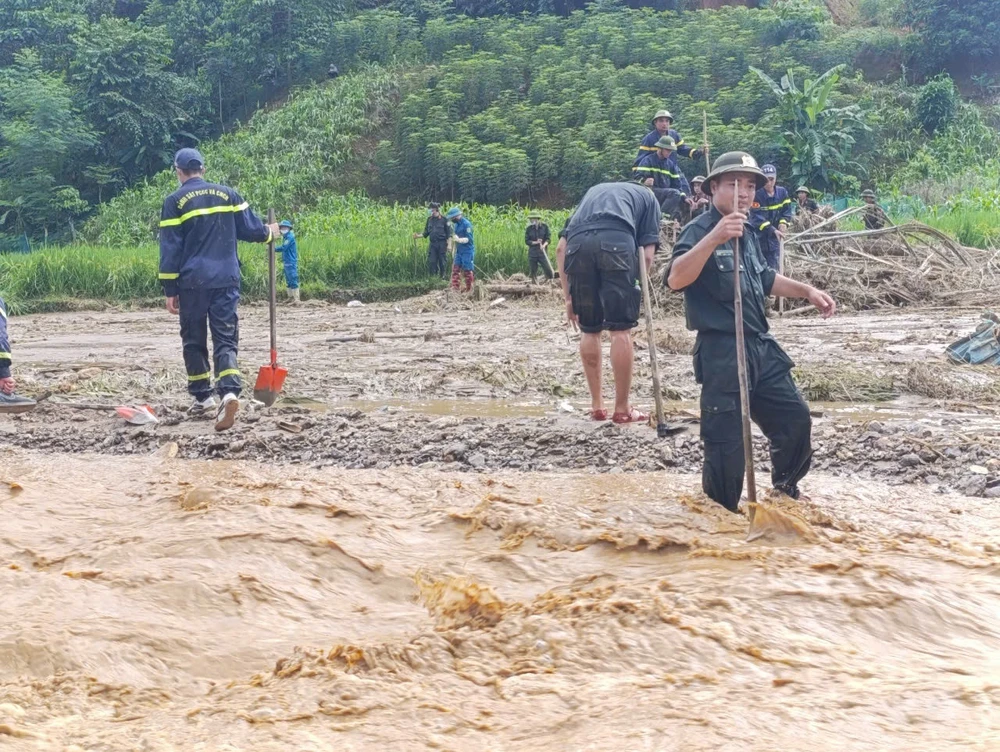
[446,206,463,219]
[528,211,542,219]
[701,151,766,196]
[861,189,876,199]
[654,135,677,151]
[692,175,706,184]
[795,186,810,195]
[278,219,293,228]
[651,109,674,125]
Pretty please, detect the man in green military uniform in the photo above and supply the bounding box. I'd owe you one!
[525,212,554,283]
[860,189,888,230]
[666,152,836,511]
[795,186,819,214]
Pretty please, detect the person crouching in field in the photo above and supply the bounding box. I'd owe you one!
[0,297,36,413]
[159,148,279,432]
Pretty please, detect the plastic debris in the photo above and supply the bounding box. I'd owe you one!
[946,313,1000,366]
[115,405,158,425]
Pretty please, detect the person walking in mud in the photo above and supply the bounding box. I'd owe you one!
[525,212,554,283]
[0,296,36,413]
[159,148,279,432]
[556,182,661,424]
[665,151,837,512]
[414,202,452,279]
[447,206,475,292]
[275,219,300,303]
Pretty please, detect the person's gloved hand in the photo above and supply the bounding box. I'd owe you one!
[456,237,469,244]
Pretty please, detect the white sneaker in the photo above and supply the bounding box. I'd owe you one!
[214,393,240,432]
[190,395,217,414]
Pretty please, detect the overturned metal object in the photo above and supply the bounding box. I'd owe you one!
[946,313,1000,366]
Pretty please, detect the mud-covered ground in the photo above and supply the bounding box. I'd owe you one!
[4,293,1000,497]
[2,294,1000,750]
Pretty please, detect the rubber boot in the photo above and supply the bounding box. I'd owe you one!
[290,288,300,304]
[0,392,37,414]
[463,270,474,293]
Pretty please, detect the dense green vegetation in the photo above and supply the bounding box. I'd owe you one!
[1,0,998,244]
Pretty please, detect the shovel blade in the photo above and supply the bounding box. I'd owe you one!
[254,364,288,407]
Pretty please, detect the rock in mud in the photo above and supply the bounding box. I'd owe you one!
[899,453,921,468]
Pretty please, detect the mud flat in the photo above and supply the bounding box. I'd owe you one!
[1,296,999,749]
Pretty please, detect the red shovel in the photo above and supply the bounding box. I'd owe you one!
[253,208,287,406]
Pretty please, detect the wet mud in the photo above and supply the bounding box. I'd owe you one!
[2,296,999,749]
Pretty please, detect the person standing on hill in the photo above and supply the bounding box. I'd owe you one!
[0,297,36,413]
[159,147,279,432]
[525,212,553,283]
[556,182,661,424]
[447,207,475,292]
[666,151,836,512]
[414,202,452,279]
[633,109,706,170]
[275,219,300,303]
[750,163,792,269]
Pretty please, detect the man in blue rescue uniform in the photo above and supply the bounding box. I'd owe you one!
[666,151,837,512]
[275,219,300,303]
[159,148,279,432]
[633,109,705,170]
[750,163,792,269]
[0,297,36,413]
[447,207,476,292]
[633,136,692,197]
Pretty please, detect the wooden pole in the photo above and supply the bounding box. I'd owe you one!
[637,248,668,436]
[732,183,757,509]
[777,236,785,316]
[702,111,711,174]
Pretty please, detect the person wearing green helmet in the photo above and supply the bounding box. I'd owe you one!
[665,151,837,512]
[860,189,888,230]
[690,175,710,219]
[275,219,299,303]
[795,186,819,214]
[525,212,553,283]
[633,109,706,169]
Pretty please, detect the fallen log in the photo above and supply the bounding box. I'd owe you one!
[484,284,559,296]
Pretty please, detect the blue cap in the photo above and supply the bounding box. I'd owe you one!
[174,148,205,170]
[762,163,777,176]
[279,219,293,228]
[446,207,462,219]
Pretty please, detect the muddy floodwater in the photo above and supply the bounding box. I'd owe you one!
[2,296,999,749]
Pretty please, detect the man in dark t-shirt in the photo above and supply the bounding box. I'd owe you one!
[556,182,661,424]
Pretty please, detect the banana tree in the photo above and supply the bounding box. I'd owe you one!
[750,64,870,193]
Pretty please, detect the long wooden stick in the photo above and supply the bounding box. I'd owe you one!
[637,249,667,435]
[732,187,757,510]
[702,111,711,173]
[777,236,785,316]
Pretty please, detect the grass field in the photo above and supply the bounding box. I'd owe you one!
[1,199,571,313]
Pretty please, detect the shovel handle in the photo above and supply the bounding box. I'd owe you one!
[637,248,666,430]
[267,208,278,367]
[733,231,757,506]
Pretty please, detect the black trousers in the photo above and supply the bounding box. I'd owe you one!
[528,247,553,280]
[694,331,812,511]
[179,287,241,399]
[428,242,448,278]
